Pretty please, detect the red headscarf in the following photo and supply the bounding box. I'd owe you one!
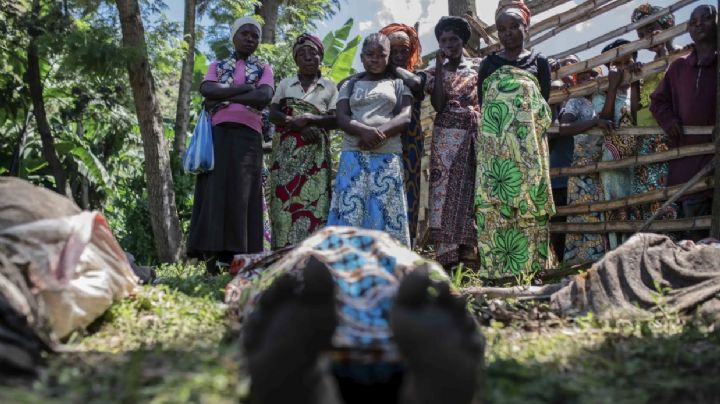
[496,0,531,26]
[379,23,422,71]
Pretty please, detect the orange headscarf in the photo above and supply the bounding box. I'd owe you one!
[379,23,422,71]
[496,0,531,26]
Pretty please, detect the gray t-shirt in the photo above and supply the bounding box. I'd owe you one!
[337,78,411,154]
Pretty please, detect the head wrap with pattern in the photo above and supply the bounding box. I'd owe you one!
[379,23,422,70]
[496,0,531,26]
[292,33,325,60]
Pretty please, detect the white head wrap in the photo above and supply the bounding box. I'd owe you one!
[230,16,262,45]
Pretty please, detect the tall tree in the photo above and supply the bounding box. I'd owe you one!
[448,0,479,51]
[256,0,281,43]
[172,0,198,155]
[26,0,68,195]
[115,0,183,262]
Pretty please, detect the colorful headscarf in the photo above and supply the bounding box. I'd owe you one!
[496,0,531,26]
[292,33,325,59]
[631,3,675,30]
[379,23,422,70]
[434,16,472,44]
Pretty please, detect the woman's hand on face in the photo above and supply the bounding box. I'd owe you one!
[435,50,446,69]
[359,127,386,150]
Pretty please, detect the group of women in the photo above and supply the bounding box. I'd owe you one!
[187,0,684,280]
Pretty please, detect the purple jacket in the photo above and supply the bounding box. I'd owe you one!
[650,48,716,196]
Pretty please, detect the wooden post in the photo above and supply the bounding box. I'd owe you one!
[711,0,720,238]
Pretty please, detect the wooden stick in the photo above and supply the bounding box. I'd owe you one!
[550,0,701,60]
[546,125,714,136]
[465,12,497,44]
[528,0,634,48]
[555,177,714,216]
[483,0,575,36]
[550,143,716,177]
[549,50,691,104]
[552,22,688,80]
[526,0,577,16]
[637,158,716,233]
[551,216,712,233]
[462,283,567,300]
[481,0,627,56]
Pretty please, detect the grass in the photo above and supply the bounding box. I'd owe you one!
[1,262,719,403]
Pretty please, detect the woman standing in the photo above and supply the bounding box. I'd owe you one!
[188,17,274,274]
[630,4,679,220]
[559,68,615,264]
[475,1,554,279]
[425,16,481,267]
[379,23,425,243]
[268,33,338,249]
[327,33,413,246]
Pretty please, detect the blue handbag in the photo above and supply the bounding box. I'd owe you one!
[183,108,214,174]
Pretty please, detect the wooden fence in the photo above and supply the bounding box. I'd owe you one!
[414,0,719,260]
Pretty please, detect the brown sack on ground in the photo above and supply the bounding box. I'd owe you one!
[0,177,81,231]
[550,233,720,321]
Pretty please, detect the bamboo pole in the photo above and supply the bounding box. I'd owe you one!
[480,0,626,56]
[526,0,577,16]
[528,0,634,48]
[555,177,714,216]
[550,216,712,233]
[546,125,714,136]
[461,283,567,300]
[550,143,715,177]
[549,50,690,104]
[712,0,720,238]
[550,0,701,60]
[552,22,688,80]
[465,12,497,44]
[638,158,717,232]
[482,0,575,36]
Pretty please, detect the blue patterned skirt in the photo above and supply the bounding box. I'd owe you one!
[327,151,410,247]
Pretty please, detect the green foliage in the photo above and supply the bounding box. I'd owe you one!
[321,18,360,83]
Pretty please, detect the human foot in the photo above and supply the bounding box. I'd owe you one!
[391,265,484,404]
[243,255,339,404]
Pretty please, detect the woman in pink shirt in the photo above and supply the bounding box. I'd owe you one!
[188,17,275,274]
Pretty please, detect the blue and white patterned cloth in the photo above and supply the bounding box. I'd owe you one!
[327,151,411,246]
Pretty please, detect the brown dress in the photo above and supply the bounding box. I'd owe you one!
[425,58,481,265]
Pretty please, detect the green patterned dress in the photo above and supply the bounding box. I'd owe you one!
[268,98,332,249]
[475,66,554,279]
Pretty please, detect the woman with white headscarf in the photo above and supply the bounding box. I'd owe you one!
[188,17,275,274]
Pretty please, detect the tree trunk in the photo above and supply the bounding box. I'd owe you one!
[27,0,67,195]
[448,0,480,51]
[115,0,184,262]
[173,0,197,156]
[256,0,280,44]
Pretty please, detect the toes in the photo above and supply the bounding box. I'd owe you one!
[396,266,432,308]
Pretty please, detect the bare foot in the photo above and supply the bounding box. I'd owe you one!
[391,266,484,404]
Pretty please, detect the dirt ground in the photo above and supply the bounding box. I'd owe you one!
[2,263,719,404]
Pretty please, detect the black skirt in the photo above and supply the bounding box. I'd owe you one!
[188,123,264,257]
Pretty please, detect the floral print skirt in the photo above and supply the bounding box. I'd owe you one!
[268,98,331,249]
[476,205,551,280]
[328,151,410,247]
